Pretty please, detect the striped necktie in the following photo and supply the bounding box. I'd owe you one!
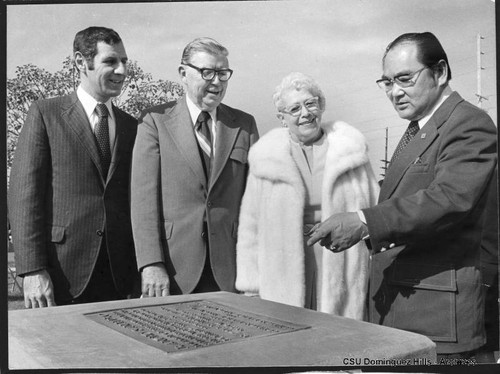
[196,111,212,177]
[94,103,111,177]
[389,121,419,166]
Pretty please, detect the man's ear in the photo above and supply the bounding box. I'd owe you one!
[435,59,448,85]
[178,65,187,82]
[74,52,86,74]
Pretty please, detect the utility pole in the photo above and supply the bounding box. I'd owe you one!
[476,33,488,108]
[380,127,389,179]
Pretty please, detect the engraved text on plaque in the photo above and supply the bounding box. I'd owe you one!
[85,300,310,353]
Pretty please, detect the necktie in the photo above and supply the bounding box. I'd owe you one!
[389,121,419,166]
[94,103,111,177]
[196,111,212,178]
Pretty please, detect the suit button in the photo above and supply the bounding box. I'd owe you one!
[207,201,212,207]
[201,231,206,239]
[96,230,104,236]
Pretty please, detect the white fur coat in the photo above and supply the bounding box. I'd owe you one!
[235,121,380,320]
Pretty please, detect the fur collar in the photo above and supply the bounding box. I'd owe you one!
[248,121,370,184]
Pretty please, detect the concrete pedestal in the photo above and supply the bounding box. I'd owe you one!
[9,291,436,369]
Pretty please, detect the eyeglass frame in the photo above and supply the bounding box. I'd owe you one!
[279,96,322,117]
[375,66,430,91]
[182,62,233,81]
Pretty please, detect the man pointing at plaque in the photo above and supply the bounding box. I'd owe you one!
[131,37,259,297]
[308,32,497,358]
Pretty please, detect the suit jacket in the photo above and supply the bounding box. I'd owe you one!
[8,92,138,303]
[479,168,499,352]
[480,168,498,287]
[131,96,259,294]
[362,92,497,354]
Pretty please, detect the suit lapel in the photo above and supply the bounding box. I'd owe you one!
[108,106,130,182]
[380,92,463,202]
[165,98,207,187]
[210,105,240,190]
[61,93,105,182]
[380,124,438,201]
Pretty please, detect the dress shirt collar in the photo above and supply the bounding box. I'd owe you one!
[416,86,453,129]
[186,95,217,127]
[77,85,115,122]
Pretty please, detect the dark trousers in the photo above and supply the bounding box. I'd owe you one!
[192,222,220,294]
[481,273,499,352]
[59,241,123,305]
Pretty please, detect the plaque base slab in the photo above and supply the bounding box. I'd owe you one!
[9,291,436,369]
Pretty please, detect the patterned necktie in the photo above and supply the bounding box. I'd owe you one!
[196,111,212,178]
[390,121,419,165]
[94,103,111,177]
[196,111,212,156]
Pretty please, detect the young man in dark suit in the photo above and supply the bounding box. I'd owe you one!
[8,26,139,307]
[308,32,497,359]
[131,37,259,297]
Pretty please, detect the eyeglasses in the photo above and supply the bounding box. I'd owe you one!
[183,62,233,81]
[281,97,321,117]
[376,67,429,92]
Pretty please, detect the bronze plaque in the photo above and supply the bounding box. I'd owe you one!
[85,300,310,353]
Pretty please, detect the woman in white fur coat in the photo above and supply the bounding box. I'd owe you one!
[236,72,380,320]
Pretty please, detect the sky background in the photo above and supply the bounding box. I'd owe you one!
[6,0,497,177]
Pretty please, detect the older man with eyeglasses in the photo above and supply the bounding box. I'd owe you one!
[131,37,259,297]
[308,32,497,361]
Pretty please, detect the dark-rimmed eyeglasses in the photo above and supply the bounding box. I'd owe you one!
[280,97,321,117]
[183,62,233,81]
[376,67,429,92]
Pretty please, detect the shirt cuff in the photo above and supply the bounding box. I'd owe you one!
[356,210,370,240]
[357,210,367,224]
